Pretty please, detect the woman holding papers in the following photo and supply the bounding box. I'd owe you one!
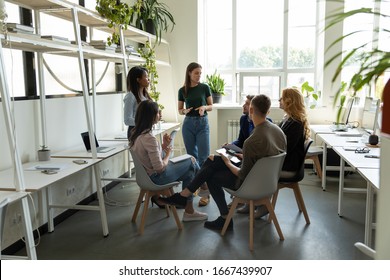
[130,100,208,222]
[178,62,213,206]
[278,87,311,178]
[123,66,152,139]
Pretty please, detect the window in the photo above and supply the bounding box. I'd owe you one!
[2,1,117,99]
[202,0,319,104]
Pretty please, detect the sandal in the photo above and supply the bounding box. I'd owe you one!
[198,195,210,207]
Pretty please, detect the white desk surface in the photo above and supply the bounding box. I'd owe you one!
[311,124,362,135]
[0,157,101,191]
[318,133,369,148]
[357,168,380,190]
[332,146,380,169]
[0,190,29,204]
[51,141,127,159]
[101,122,181,141]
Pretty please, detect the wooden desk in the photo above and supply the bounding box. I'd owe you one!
[0,190,36,260]
[0,158,108,237]
[357,167,380,247]
[332,146,380,217]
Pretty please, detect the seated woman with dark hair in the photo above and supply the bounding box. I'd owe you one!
[129,100,208,222]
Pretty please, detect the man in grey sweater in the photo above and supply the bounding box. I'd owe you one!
[161,94,287,230]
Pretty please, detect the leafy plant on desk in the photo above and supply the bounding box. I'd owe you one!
[300,81,321,109]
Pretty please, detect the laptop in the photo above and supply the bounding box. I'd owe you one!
[330,98,354,132]
[81,132,115,153]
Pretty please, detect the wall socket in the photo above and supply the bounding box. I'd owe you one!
[102,169,109,176]
[11,213,22,225]
[66,187,76,196]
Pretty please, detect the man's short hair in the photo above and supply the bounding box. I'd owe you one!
[246,94,255,101]
[251,94,271,116]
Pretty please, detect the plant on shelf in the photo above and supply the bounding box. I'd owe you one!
[95,0,134,45]
[130,0,175,45]
[325,4,390,105]
[205,70,226,104]
[138,40,163,109]
[300,81,321,109]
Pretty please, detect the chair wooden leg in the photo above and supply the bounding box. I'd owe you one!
[221,198,239,236]
[170,206,183,230]
[264,199,284,240]
[138,192,151,235]
[312,155,322,179]
[132,189,146,222]
[292,185,311,224]
[249,200,255,251]
[268,188,280,223]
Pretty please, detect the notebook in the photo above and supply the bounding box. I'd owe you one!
[81,132,115,153]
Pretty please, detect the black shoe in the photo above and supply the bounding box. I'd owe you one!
[150,196,165,209]
[204,216,233,231]
[160,193,187,207]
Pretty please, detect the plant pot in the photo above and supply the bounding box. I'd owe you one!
[212,93,222,104]
[38,149,51,161]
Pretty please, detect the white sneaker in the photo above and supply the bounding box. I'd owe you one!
[182,210,208,222]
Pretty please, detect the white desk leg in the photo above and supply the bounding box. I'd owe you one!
[338,158,345,217]
[364,182,374,246]
[94,165,109,237]
[47,186,54,232]
[20,197,37,260]
[321,142,327,191]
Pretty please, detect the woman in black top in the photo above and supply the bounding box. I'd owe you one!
[278,87,311,178]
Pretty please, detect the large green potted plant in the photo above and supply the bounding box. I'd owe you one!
[130,0,175,45]
[95,0,134,45]
[325,3,390,105]
[205,71,226,104]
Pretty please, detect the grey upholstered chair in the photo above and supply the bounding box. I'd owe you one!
[130,150,182,234]
[221,152,286,251]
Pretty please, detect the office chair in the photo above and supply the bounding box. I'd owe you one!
[306,144,323,179]
[221,153,286,251]
[130,150,183,234]
[354,242,376,260]
[272,139,312,224]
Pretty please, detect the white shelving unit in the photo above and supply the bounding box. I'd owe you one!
[1,0,172,255]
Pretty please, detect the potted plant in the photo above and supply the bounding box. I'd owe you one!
[137,40,163,109]
[130,0,175,45]
[325,4,390,105]
[300,81,320,109]
[38,145,51,161]
[95,0,134,45]
[205,70,226,104]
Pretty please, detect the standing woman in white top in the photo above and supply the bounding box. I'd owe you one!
[123,66,152,139]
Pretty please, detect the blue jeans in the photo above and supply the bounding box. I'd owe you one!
[150,158,199,201]
[182,116,210,167]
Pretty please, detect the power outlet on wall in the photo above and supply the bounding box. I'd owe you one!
[66,187,76,196]
[102,169,109,176]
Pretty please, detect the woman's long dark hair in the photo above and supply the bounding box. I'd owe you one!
[129,100,159,147]
[127,66,152,103]
[182,62,202,98]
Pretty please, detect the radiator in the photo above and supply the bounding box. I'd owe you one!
[227,120,240,143]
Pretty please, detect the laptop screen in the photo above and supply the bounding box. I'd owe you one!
[362,98,380,134]
[340,98,354,125]
[81,132,100,151]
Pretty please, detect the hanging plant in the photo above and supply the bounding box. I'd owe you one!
[138,40,163,109]
[95,0,134,45]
